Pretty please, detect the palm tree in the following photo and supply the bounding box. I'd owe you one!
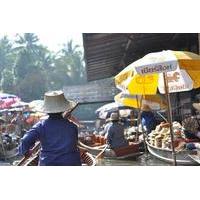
[14,33,40,53]
[13,33,43,78]
[60,40,86,85]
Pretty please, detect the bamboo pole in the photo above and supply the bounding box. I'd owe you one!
[163,72,177,166]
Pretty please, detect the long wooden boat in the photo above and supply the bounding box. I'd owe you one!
[14,142,96,166]
[146,140,199,165]
[14,151,96,166]
[78,141,144,159]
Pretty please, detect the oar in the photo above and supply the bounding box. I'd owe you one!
[95,144,108,160]
[16,142,41,166]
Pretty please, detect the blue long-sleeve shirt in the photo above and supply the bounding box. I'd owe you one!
[141,111,156,134]
[106,122,128,149]
[18,115,81,166]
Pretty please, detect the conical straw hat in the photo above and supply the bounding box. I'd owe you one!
[193,103,200,111]
[40,90,77,113]
[141,104,151,111]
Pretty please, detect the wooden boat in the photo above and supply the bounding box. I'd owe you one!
[0,135,18,160]
[146,140,199,165]
[187,150,200,164]
[0,142,18,160]
[0,147,18,160]
[14,144,96,166]
[17,151,96,166]
[78,141,144,159]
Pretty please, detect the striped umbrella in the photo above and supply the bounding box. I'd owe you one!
[115,92,167,110]
[115,50,200,95]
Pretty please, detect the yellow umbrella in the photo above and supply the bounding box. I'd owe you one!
[115,50,200,95]
[115,93,167,110]
[115,50,200,166]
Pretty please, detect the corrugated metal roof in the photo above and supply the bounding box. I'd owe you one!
[83,33,130,81]
[83,33,198,81]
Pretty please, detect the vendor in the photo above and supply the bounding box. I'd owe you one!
[141,104,156,134]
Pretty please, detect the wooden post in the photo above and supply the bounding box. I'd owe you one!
[163,72,177,166]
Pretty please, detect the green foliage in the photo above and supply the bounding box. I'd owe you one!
[1,68,15,93]
[0,33,86,100]
[0,33,98,120]
[0,36,15,80]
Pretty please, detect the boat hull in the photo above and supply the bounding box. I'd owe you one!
[146,141,198,165]
[79,141,144,159]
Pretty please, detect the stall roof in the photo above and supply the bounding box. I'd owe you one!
[83,33,198,81]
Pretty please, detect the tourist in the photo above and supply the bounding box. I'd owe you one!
[106,112,128,149]
[18,90,81,166]
[141,104,156,134]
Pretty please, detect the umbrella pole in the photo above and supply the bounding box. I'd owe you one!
[163,72,177,166]
[136,95,141,141]
[136,95,148,157]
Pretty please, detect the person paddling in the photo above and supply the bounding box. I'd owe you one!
[18,90,81,166]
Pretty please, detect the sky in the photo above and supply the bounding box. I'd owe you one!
[0,33,83,52]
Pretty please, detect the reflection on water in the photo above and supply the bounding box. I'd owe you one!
[97,154,171,166]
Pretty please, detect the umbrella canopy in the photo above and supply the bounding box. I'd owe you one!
[0,93,18,99]
[96,102,133,119]
[29,100,44,111]
[0,93,20,109]
[114,93,167,110]
[96,102,132,114]
[11,101,29,108]
[115,50,200,95]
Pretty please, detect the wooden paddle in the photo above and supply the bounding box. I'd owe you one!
[16,142,41,166]
[95,144,108,160]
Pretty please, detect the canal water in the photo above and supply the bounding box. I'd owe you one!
[97,154,170,166]
[1,153,170,166]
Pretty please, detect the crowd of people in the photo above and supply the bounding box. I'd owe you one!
[1,89,200,166]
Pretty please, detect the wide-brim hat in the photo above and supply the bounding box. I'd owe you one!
[39,90,77,113]
[141,104,151,111]
[110,112,119,121]
[193,103,200,111]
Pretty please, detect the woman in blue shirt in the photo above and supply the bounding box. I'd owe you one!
[18,90,81,166]
[141,104,156,134]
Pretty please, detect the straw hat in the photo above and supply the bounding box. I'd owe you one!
[110,113,119,121]
[141,104,151,111]
[40,90,77,113]
[193,103,200,111]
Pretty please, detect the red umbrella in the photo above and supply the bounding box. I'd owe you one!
[0,93,20,109]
